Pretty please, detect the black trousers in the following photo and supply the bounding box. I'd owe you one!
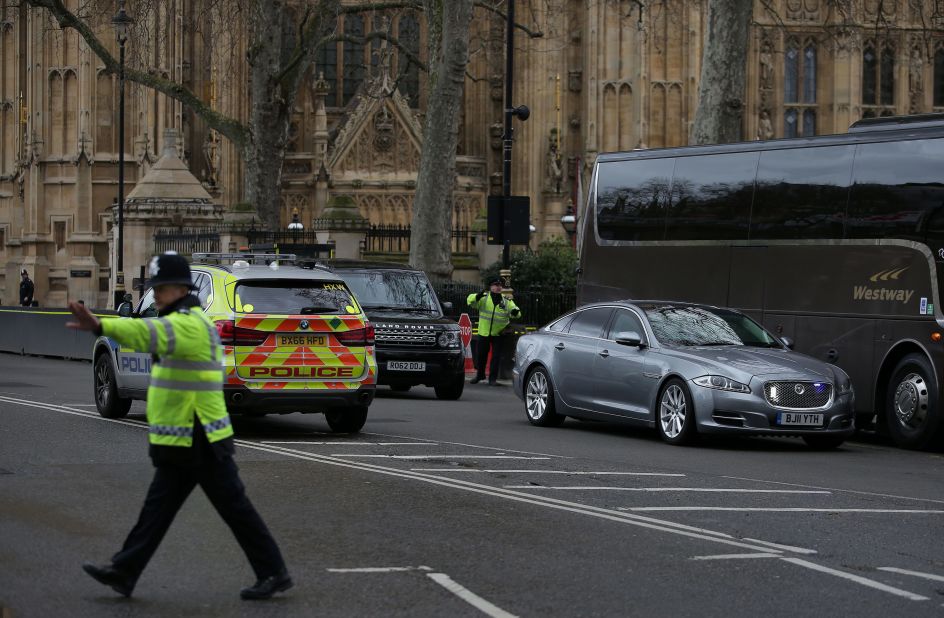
[475,335,505,382]
[111,455,285,581]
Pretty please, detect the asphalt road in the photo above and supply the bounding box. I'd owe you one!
[1,353,943,617]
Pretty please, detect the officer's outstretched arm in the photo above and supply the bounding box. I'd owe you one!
[101,315,176,356]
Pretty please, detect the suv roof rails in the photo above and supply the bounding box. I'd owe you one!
[192,252,298,265]
[848,112,944,133]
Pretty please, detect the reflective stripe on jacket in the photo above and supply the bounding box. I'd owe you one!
[102,308,233,447]
[466,292,521,336]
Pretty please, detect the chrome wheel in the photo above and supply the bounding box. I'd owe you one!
[526,370,549,420]
[660,384,687,439]
[894,373,928,429]
[95,361,111,409]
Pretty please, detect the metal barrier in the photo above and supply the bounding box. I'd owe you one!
[0,306,118,361]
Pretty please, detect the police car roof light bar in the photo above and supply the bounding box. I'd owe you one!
[191,252,298,265]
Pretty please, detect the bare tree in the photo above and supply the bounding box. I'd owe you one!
[690,0,752,144]
[408,0,474,279]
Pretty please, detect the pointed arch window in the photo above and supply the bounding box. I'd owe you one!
[863,42,896,117]
[784,38,817,137]
[315,11,425,111]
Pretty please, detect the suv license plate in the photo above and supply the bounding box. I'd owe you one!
[278,334,326,347]
[388,361,426,371]
[776,413,824,426]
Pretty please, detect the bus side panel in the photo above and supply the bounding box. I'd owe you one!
[578,244,731,306]
[792,316,875,414]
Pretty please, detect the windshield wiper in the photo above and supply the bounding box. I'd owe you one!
[362,304,436,312]
[695,342,738,346]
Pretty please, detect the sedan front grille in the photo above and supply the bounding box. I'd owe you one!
[374,330,438,347]
[764,381,832,409]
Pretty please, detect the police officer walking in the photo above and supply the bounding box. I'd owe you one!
[66,252,291,600]
[466,276,522,385]
[19,269,34,307]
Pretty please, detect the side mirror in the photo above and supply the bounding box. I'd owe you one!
[442,301,454,311]
[118,303,133,318]
[780,336,795,350]
[615,331,644,348]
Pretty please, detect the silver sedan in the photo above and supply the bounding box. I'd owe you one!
[512,301,856,449]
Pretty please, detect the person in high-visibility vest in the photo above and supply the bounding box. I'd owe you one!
[466,276,521,385]
[67,252,291,600]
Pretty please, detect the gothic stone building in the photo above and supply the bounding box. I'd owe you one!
[1,0,942,306]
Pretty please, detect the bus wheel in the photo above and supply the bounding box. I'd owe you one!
[886,353,943,450]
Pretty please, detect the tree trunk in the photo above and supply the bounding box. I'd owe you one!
[244,0,293,230]
[690,0,752,145]
[408,0,474,280]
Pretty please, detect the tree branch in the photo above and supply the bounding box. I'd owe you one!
[26,0,249,148]
[473,1,544,38]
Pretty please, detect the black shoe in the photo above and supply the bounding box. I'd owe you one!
[82,562,135,597]
[470,376,484,384]
[488,380,500,386]
[240,571,293,600]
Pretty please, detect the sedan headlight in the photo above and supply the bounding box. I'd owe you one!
[835,372,853,395]
[693,375,751,394]
[438,330,460,349]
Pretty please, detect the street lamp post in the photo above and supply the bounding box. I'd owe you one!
[561,208,576,248]
[501,0,529,287]
[112,0,133,309]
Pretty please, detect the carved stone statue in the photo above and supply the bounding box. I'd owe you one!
[546,135,563,194]
[909,47,924,95]
[757,109,774,141]
[202,129,221,188]
[759,42,774,91]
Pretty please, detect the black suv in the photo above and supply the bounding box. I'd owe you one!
[311,260,466,400]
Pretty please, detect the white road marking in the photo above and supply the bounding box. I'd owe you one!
[620,507,944,513]
[410,469,685,476]
[691,553,781,561]
[7,393,938,605]
[62,403,98,407]
[427,572,518,618]
[741,538,817,555]
[507,486,830,494]
[334,454,552,460]
[261,441,438,446]
[327,566,433,573]
[722,475,944,506]
[877,567,944,583]
[362,431,568,458]
[780,557,929,602]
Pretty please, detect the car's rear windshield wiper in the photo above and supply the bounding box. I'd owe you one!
[299,306,339,314]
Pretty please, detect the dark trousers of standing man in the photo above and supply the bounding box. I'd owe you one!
[475,334,505,383]
[111,450,285,582]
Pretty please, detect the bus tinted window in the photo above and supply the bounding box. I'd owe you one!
[665,152,758,240]
[847,138,944,241]
[596,158,675,241]
[751,145,854,239]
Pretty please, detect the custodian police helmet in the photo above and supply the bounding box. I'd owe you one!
[148,252,195,289]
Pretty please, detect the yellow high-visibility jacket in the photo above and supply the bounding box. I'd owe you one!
[466,291,521,337]
[102,305,232,447]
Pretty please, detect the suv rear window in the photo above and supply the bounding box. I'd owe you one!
[340,270,440,314]
[233,281,359,315]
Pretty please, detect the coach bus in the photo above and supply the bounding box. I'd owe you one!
[577,113,944,450]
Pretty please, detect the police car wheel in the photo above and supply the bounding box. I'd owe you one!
[94,355,132,419]
[325,406,368,433]
[434,375,464,400]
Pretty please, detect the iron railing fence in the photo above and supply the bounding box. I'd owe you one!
[154,228,221,255]
[365,225,475,254]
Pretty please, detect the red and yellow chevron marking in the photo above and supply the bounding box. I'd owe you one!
[219,313,376,391]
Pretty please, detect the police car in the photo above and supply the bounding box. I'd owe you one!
[92,253,377,432]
